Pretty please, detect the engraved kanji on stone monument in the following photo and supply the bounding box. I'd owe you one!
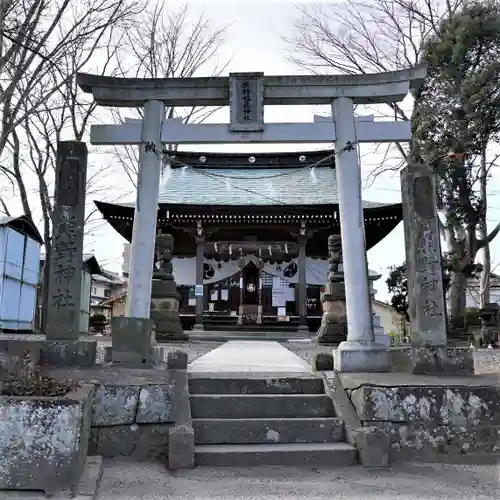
[401,164,447,346]
[46,142,88,340]
[229,72,264,132]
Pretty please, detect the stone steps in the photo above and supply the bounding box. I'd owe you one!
[193,417,345,444]
[195,442,357,466]
[190,394,334,419]
[190,375,357,467]
[189,375,324,394]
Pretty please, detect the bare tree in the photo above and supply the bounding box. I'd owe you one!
[0,0,139,179]
[287,0,500,326]
[286,0,464,172]
[0,0,141,330]
[111,2,230,187]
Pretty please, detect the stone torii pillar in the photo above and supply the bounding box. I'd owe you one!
[331,97,390,372]
[126,100,165,319]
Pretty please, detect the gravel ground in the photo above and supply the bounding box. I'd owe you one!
[283,341,500,374]
[91,461,500,500]
[3,460,498,500]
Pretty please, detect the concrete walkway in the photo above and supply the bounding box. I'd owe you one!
[188,341,313,374]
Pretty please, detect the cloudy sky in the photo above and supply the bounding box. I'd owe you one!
[87,0,500,301]
[15,0,500,302]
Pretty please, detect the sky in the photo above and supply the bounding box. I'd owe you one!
[85,0,406,302]
[82,0,500,301]
[9,0,500,302]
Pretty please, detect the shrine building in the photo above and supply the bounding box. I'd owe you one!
[96,149,401,332]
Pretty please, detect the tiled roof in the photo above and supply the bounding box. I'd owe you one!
[152,166,388,207]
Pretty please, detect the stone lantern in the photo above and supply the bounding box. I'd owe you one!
[150,233,188,341]
[316,234,347,344]
[477,303,499,348]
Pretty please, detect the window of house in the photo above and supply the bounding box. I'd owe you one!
[92,287,97,295]
[104,289,111,298]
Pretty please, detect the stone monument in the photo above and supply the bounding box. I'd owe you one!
[399,164,474,374]
[43,141,96,367]
[317,235,348,344]
[150,233,187,341]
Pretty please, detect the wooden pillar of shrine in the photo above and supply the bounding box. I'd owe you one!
[297,235,309,332]
[193,234,205,331]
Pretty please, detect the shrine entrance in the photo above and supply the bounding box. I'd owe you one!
[79,65,424,371]
[242,262,259,306]
[241,262,259,323]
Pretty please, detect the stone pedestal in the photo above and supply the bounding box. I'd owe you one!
[111,317,159,366]
[150,279,188,341]
[390,346,474,375]
[0,338,97,371]
[334,341,391,373]
[316,280,347,344]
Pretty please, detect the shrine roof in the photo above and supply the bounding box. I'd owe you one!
[156,166,390,207]
[96,150,402,250]
[121,150,395,208]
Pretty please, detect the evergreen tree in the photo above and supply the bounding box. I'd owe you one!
[412,1,500,328]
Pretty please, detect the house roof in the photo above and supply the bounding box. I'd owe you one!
[372,299,395,310]
[93,269,127,285]
[0,214,43,244]
[100,292,127,306]
[40,253,102,275]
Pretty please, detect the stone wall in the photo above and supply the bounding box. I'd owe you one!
[339,373,500,461]
[46,366,194,468]
[89,382,174,459]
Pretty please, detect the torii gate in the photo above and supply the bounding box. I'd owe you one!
[77,67,426,372]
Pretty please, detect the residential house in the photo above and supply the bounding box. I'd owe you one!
[466,273,500,308]
[372,299,406,336]
[90,270,127,320]
[99,291,127,318]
